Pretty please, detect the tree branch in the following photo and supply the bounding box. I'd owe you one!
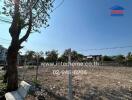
[9,0,20,39]
[19,18,32,44]
[21,23,29,29]
[19,0,32,44]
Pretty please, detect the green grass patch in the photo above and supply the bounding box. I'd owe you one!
[0,75,3,80]
[0,82,6,90]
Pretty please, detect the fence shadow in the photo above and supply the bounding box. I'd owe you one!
[43,87,68,100]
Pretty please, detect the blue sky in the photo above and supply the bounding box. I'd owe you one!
[0,0,132,56]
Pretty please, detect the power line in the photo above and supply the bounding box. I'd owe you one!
[0,37,11,41]
[0,37,11,45]
[76,45,132,51]
[0,41,10,45]
[52,0,64,12]
[0,16,11,23]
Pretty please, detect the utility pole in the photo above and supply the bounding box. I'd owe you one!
[68,48,72,100]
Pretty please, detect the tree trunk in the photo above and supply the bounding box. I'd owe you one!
[6,43,19,92]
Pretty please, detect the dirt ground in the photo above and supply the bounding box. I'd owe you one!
[22,66,132,100]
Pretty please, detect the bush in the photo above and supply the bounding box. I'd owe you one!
[28,66,35,69]
[0,75,3,80]
[0,82,6,90]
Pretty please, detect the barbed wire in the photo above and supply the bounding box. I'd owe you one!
[0,37,11,41]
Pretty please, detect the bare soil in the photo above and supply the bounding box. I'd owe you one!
[22,66,132,100]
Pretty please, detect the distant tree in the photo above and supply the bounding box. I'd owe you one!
[76,53,85,62]
[128,57,132,61]
[71,50,84,62]
[1,0,53,91]
[25,50,36,62]
[25,51,44,63]
[39,57,45,63]
[32,51,44,81]
[103,55,113,61]
[57,56,65,62]
[114,55,125,62]
[45,50,58,63]
[127,52,132,61]
[127,52,131,57]
[71,50,78,61]
[58,49,84,62]
[58,49,69,62]
[34,51,44,63]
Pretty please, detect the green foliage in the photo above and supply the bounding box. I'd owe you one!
[127,52,132,62]
[103,56,113,61]
[45,50,58,62]
[25,51,44,63]
[0,75,3,80]
[0,82,6,90]
[1,0,53,32]
[39,57,45,62]
[103,55,125,62]
[128,56,132,61]
[25,50,36,61]
[113,55,125,62]
[33,80,40,85]
[58,49,70,62]
[71,50,84,62]
[58,49,85,62]
[0,0,53,91]
[28,66,35,69]
[127,52,131,57]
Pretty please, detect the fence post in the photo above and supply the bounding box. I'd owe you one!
[68,48,72,100]
[22,58,26,80]
[35,54,39,82]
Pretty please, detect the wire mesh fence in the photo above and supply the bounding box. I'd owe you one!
[0,61,132,99]
[16,62,132,100]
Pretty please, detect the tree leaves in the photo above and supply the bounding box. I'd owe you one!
[1,0,53,33]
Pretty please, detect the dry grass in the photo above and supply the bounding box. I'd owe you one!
[22,66,132,100]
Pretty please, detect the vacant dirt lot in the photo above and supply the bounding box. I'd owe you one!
[21,66,132,100]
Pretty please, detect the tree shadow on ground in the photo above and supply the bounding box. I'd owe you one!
[0,88,6,100]
[43,87,68,100]
[81,86,132,100]
[29,82,68,100]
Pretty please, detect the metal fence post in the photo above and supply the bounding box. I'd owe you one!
[68,48,72,100]
[36,54,39,82]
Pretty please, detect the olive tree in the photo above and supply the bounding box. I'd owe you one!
[1,0,53,91]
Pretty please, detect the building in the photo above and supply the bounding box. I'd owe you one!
[86,55,102,62]
[0,45,7,65]
[0,45,25,66]
[18,55,25,66]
